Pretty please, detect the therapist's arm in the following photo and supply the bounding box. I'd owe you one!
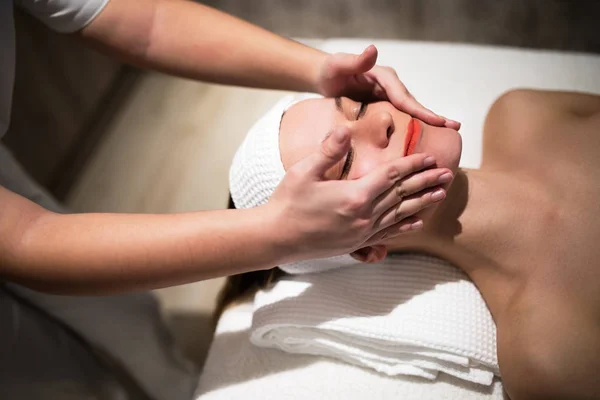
[0,129,449,295]
[78,0,458,127]
[0,186,284,294]
[79,0,325,92]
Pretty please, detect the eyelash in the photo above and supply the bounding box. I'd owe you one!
[356,103,367,120]
[340,103,365,179]
[340,147,354,180]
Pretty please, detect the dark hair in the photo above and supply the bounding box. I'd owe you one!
[213,196,284,324]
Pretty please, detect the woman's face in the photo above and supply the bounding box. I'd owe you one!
[279,97,462,182]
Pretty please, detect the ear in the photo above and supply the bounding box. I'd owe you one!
[350,245,387,263]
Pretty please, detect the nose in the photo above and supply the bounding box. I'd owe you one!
[367,111,395,148]
[350,107,396,149]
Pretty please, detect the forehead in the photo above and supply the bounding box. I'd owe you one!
[279,98,342,171]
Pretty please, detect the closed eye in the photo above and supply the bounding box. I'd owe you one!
[356,103,367,119]
[339,103,367,179]
[340,146,354,180]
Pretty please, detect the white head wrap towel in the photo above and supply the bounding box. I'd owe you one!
[229,93,358,274]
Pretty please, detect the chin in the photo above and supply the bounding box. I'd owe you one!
[420,126,462,175]
[419,128,462,224]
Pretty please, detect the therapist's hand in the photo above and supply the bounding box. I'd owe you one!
[266,126,451,262]
[316,45,461,130]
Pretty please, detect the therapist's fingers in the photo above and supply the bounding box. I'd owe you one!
[356,153,436,200]
[441,116,461,130]
[371,168,453,218]
[371,68,461,129]
[373,187,447,232]
[399,93,461,130]
[389,88,445,127]
[361,216,423,248]
[369,67,444,126]
[326,45,378,78]
[296,126,351,178]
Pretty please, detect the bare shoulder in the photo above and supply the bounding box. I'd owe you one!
[481,89,600,171]
[497,288,600,400]
[487,88,600,122]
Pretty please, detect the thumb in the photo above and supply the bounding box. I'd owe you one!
[329,45,378,77]
[295,126,351,179]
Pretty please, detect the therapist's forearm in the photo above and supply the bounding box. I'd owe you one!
[2,193,286,295]
[81,0,325,92]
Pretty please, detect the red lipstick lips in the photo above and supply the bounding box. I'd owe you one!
[404,118,422,156]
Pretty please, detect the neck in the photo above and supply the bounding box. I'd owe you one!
[385,168,492,265]
[430,168,474,240]
[385,167,527,319]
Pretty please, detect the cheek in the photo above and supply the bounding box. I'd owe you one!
[348,151,383,180]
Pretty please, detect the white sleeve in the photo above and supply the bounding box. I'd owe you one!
[15,0,110,33]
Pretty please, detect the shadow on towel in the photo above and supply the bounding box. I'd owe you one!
[254,259,466,328]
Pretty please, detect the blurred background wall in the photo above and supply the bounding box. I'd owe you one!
[203,0,600,52]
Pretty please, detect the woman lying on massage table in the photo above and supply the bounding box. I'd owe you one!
[209,89,600,400]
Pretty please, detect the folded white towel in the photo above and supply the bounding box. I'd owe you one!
[196,303,504,400]
[251,254,499,386]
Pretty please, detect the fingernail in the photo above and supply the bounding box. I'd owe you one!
[438,172,453,184]
[444,117,461,128]
[411,220,424,231]
[431,189,446,202]
[400,223,412,232]
[423,156,435,167]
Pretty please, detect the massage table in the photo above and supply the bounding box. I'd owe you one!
[191,39,600,399]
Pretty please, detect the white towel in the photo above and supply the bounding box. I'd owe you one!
[196,303,504,400]
[251,254,499,386]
